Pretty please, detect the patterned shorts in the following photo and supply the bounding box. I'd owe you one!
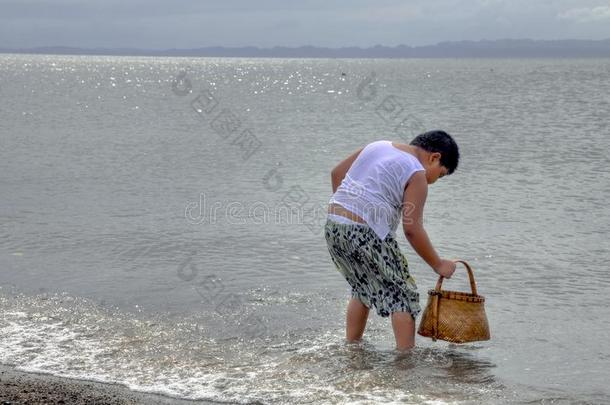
[324,217,421,320]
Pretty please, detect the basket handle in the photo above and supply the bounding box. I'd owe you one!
[434,260,478,296]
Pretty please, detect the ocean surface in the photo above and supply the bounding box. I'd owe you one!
[1,54,609,404]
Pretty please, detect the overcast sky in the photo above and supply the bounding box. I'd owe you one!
[2,0,610,49]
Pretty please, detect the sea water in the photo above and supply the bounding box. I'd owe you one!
[1,54,609,403]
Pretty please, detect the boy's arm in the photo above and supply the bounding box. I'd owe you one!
[331,147,363,193]
[402,171,454,277]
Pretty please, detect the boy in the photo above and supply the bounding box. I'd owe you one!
[324,130,459,351]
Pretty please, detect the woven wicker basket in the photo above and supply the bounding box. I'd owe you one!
[417,260,490,343]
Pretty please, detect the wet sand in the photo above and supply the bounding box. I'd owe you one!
[0,365,219,405]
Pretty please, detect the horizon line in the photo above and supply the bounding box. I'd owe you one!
[3,38,610,59]
[3,37,610,51]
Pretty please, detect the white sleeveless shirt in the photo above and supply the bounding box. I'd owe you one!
[328,140,425,240]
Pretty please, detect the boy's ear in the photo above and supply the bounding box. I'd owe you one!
[429,152,442,164]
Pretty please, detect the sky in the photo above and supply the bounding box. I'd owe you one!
[2,0,610,49]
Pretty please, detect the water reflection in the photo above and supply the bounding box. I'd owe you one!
[441,349,497,384]
[342,343,497,383]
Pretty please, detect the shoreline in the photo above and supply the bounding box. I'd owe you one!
[0,364,221,405]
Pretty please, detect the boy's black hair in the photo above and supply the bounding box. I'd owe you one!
[410,130,459,174]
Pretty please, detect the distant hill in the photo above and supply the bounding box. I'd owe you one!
[2,39,610,58]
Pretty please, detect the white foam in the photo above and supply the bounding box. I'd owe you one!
[0,292,496,404]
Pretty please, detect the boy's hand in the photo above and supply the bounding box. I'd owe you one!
[433,259,456,279]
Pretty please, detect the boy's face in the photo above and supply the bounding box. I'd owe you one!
[424,152,449,184]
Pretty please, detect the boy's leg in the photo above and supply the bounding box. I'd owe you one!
[391,312,416,350]
[346,297,369,342]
